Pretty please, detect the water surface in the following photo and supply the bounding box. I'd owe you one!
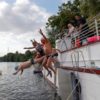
[0,62,56,100]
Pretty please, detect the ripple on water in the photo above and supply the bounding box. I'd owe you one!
[0,63,56,100]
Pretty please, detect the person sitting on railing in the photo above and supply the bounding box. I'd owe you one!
[75,14,89,45]
[67,22,77,48]
[67,22,75,36]
[67,22,75,47]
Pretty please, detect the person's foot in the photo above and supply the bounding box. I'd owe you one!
[13,72,17,75]
[46,71,52,77]
[15,66,19,70]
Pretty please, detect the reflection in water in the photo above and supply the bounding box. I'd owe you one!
[0,62,56,100]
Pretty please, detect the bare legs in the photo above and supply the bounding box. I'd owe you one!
[46,56,56,74]
[13,56,48,75]
[13,60,32,75]
[13,55,58,76]
[41,56,57,74]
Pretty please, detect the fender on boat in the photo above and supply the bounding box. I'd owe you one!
[71,72,81,100]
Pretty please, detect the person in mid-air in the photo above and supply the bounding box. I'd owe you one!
[13,29,60,76]
[13,40,52,76]
[39,29,60,74]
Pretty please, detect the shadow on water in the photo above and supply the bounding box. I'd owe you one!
[0,62,57,100]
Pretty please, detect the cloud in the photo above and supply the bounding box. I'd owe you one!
[0,0,50,33]
[0,0,50,56]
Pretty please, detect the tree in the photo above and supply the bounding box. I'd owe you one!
[80,0,100,17]
[0,50,34,62]
[46,0,100,44]
[46,0,81,45]
[25,50,33,60]
[46,1,80,31]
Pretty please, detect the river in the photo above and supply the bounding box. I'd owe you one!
[0,62,56,100]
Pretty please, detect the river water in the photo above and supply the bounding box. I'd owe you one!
[0,62,56,100]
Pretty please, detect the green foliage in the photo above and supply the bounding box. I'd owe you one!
[80,0,100,17]
[46,0,100,44]
[25,50,34,60]
[46,29,56,47]
[46,0,81,46]
[46,1,80,31]
[0,50,34,62]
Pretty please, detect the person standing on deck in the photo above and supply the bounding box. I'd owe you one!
[75,14,89,45]
[66,22,76,48]
[68,22,80,47]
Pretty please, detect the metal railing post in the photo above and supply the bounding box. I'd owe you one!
[95,19,99,40]
[54,68,57,86]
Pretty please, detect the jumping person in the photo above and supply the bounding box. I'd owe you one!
[13,29,60,76]
[13,40,52,77]
[13,60,32,75]
[24,39,52,77]
[39,29,60,74]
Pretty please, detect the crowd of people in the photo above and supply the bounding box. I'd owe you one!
[13,29,60,77]
[66,14,90,48]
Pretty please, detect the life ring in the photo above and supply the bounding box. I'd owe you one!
[71,72,81,100]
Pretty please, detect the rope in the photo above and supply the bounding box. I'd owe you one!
[66,79,81,100]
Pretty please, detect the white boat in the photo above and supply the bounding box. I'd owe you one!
[47,14,100,100]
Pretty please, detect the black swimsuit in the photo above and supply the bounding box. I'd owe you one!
[31,44,45,64]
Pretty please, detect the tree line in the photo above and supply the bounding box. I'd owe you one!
[0,50,35,62]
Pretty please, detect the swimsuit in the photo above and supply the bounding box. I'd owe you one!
[47,52,58,58]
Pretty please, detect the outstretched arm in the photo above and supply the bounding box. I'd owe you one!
[39,29,47,40]
[24,40,35,49]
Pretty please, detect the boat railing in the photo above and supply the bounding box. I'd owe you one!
[56,13,100,52]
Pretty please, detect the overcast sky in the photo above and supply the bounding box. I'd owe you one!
[0,0,70,56]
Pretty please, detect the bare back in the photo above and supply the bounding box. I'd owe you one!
[43,40,52,55]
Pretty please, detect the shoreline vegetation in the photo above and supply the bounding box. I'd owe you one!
[0,50,35,62]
